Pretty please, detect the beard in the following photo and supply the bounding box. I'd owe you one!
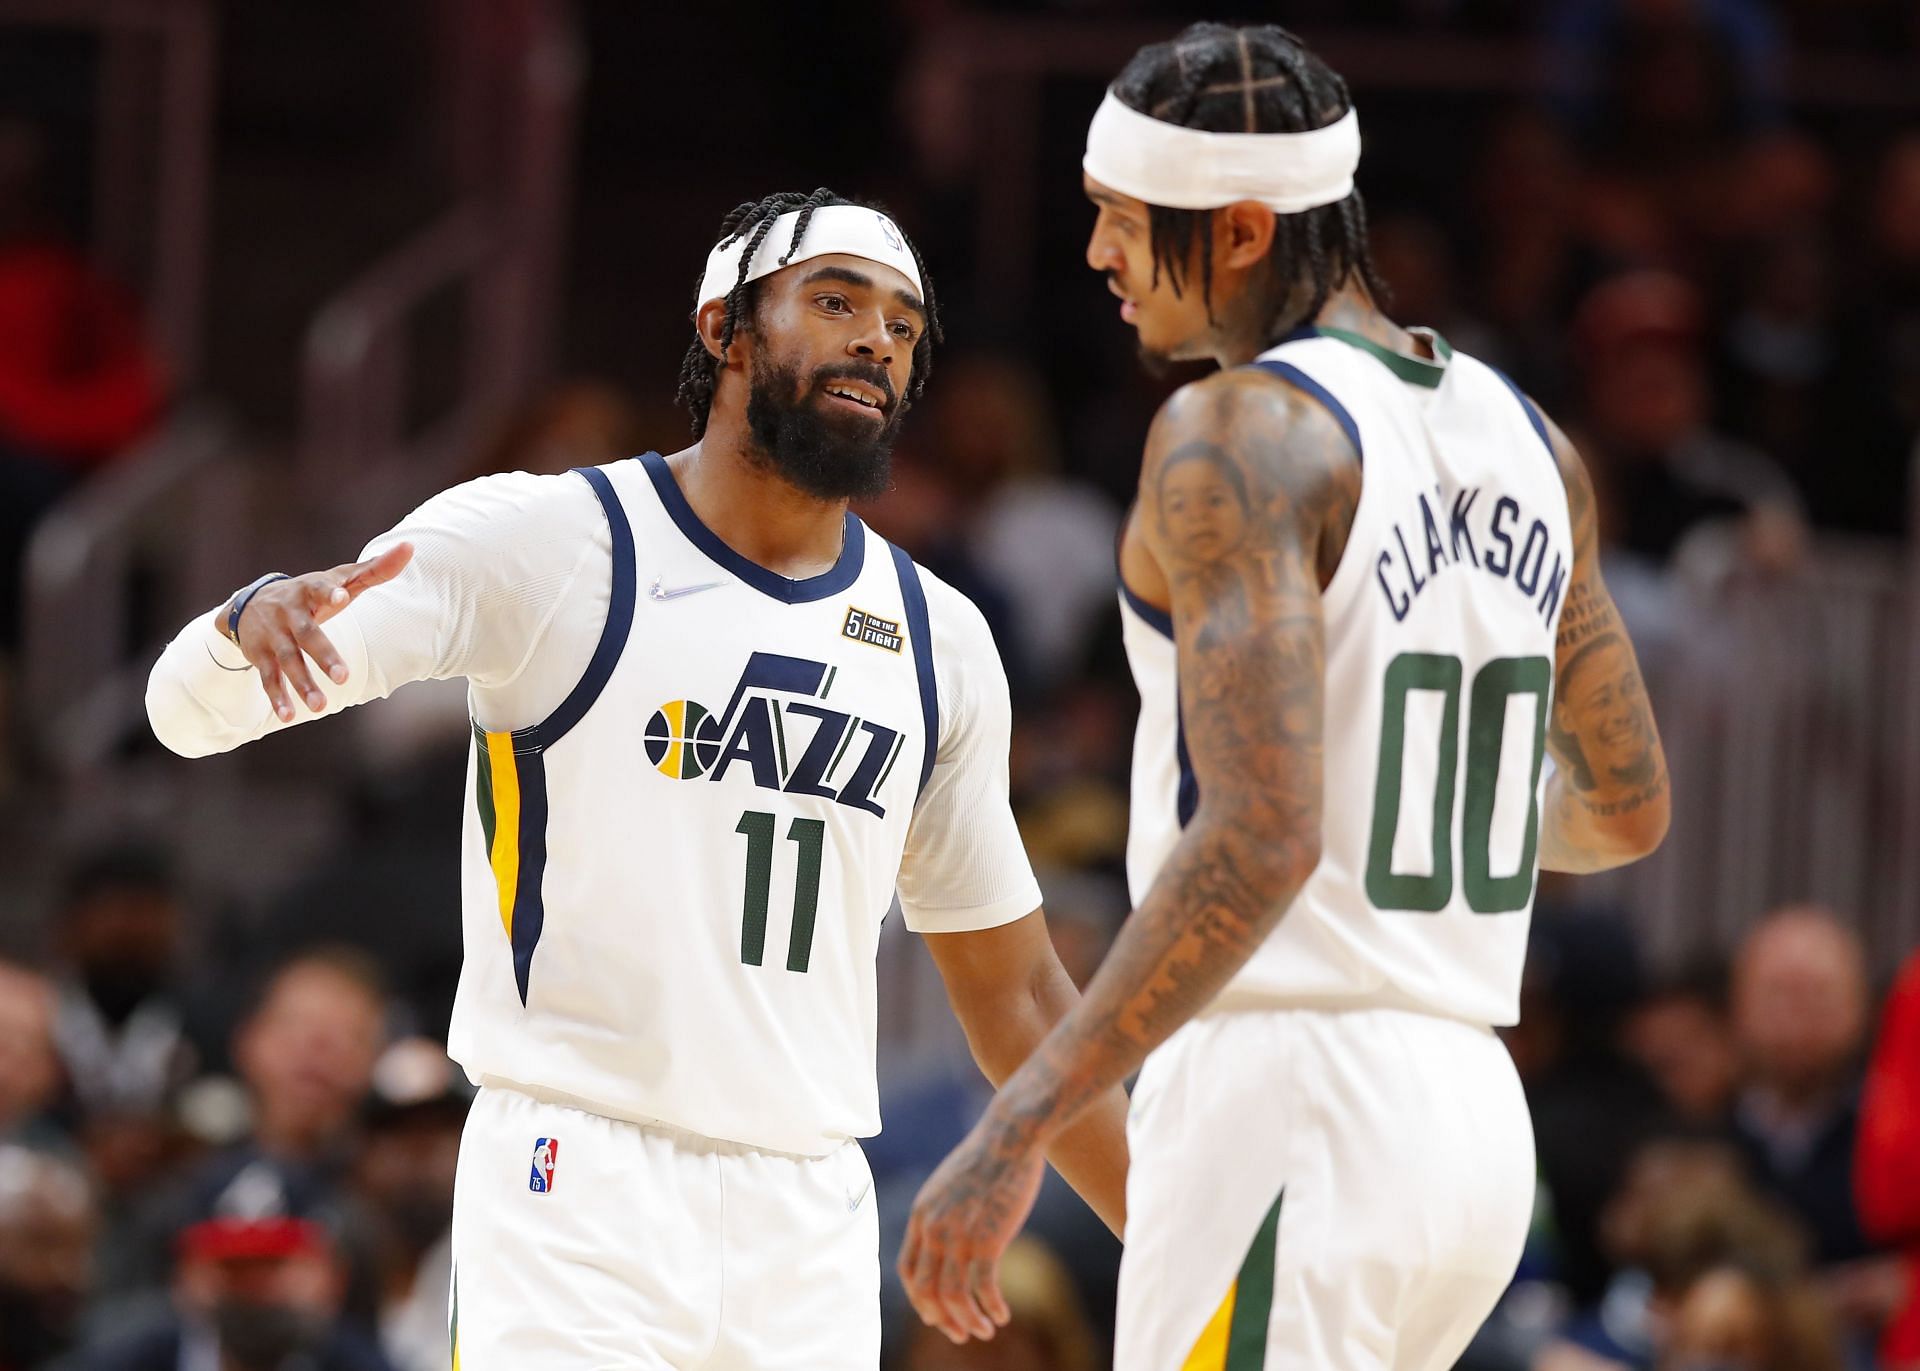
[744,350,902,501]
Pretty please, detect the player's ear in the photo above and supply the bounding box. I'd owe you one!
[695,298,734,364]
[1218,201,1277,271]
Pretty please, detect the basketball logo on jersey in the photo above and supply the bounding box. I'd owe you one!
[528,1137,558,1193]
[647,650,909,818]
[645,700,716,779]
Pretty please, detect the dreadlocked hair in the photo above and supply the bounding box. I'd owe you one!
[1110,22,1389,340]
[674,188,943,438]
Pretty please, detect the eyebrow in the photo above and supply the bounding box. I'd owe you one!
[1086,188,1138,213]
[801,265,926,322]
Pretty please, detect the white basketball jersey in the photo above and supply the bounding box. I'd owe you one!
[448,453,985,1155]
[1123,329,1572,1027]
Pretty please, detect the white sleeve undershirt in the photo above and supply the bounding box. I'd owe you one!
[145,470,611,758]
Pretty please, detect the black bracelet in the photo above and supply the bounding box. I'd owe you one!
[224,573,292,645]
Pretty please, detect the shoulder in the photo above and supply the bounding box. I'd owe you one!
[403,468,603,535]
[366,468,609,570]
[1141,366,1361,560]
[1147,368,1356,486]
[905,558,1003,672]
[896,556,1009,726]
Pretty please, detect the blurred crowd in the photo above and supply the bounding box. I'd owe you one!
[1,0,1918,1369]
[5,856,1920,1371]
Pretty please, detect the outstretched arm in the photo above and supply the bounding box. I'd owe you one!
[899,371,1352,1343]
[145,471,603,758]
[1537,415,1670,872]
[145,546,415,757]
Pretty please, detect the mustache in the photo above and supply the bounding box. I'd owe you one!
[811,361,898,411]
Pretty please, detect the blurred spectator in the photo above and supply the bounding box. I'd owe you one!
[1857,948,1920,1368]
[1503,909,1667,1307]
[1550,0,1783,150]
[65,1157,393,1371]
[1369,212,1502,371]
[893,1236,1096,1371]
[1468,111,1591,408]
[0,957,66,1151]
[914,354,1120,697]
[107,949,388,1312]
[1657,1263,1842,1371]
[51,845,200,1122]
[1537,1140,1827,1371]
[0,1145,96,1370]
[0,117,164,662]
[1623,965,1740,1126]
[1729,906,1874,1267]
[465,378,645,483]
[350,1040,466,1371]
[223,949,387,1169]
[1574,271,1806,575]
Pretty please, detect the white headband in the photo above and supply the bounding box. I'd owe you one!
[695,205,923,308]
[1082,90,1360,214]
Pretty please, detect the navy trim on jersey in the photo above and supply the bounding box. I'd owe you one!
[1250,359,1364,465]
[510,753,550,1005]
[889,543,940,797]
[1488,367,1556,467]
[512,466,638,750]
[638,451,866,603]
[1118,577,1173,640]
[1175,699,1199,829]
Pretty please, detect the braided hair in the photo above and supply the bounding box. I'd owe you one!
[1110,23,1389,340]
[674,188,943,438]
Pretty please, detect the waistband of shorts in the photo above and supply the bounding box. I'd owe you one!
[1198,993,1500,1037]
[474,1076,848,1161]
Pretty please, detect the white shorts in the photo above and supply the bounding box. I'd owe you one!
[1115,1008,1535,1371]
[450,1086,880,1370]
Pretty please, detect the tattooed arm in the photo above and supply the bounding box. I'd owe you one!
[898,370,1354,1343]
[1538,412,1671,872]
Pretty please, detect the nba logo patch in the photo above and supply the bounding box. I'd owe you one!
[529,1138,559,1194]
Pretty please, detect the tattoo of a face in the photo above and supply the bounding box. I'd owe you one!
[1157,443,1252,564]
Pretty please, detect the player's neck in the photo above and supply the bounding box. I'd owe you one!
[663,429,849,580]
[1212,281,1412,368]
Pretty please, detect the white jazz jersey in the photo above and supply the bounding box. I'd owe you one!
[145,452,1040,1159]
[453,455,1038,1154]
[1122,330,1571,1027]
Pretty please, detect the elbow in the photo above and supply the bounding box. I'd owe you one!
[144,677,217,759]
[1612,788,1671,862]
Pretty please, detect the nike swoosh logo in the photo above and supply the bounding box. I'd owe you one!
[847,1178,872,1212]
[649,577,726,602]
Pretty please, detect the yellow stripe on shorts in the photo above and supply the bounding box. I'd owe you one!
[1182,1282,1238,1370]
[484,730,521,937]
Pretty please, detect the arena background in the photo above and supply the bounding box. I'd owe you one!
[0,2,1917,1368]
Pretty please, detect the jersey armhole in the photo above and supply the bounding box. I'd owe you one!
[1485,365,1559,479]
[507,465,638,751]
[888,543,940,799]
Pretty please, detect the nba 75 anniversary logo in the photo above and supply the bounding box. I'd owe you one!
[842,607,903,653]
[529,1137,558,1193]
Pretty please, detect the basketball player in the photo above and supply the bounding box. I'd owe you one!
[146,190,1130,1369]
[901,26,1671,1370]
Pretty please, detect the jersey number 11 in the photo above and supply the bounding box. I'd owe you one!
[735,810,825,972]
